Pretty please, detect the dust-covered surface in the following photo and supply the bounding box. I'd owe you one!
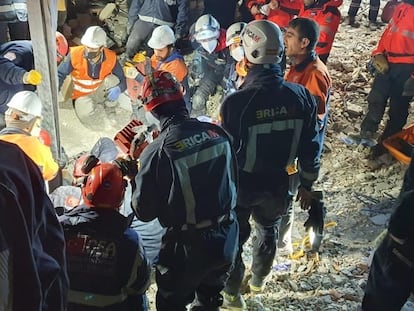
[58,1,414,309]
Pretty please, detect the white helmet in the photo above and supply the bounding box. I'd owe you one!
[226,22,246,47]
[194,14,220,42]
[81,26,107,48]
[148,25,176,49]
[241,20,284,64]
[7,91,42,118]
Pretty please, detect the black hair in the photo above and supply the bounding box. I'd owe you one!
[288,18,320,52]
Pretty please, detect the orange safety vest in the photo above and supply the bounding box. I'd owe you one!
[0,134,59,181]
[373,2,414,64]
[70,46,117,99]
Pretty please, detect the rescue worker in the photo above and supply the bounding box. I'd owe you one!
[220,20,320,309]
[190,14,229,117]
[361,189,414,311]
[0,140,68,311]
[0,91,59,182]
[359,0,414,159]
[279,17,331,255]
[247,0,301,30]
[148,25,190,110]
[298,0,342,64]
[60,162,151,310]
[131,70,239,311]
[223,22,247,98]
[57,26,126,130]
[0,0,29,43]
[126,0,189,59]
[0,40,41,128]
[343,0,384,29]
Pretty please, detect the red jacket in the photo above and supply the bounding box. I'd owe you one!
[246,0,301,28]
[372,2,414,64]
[299,0,342,58]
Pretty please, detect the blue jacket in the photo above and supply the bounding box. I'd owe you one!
[128,0,189,37]
[220,63,321,191]
[132,114,238,228]
[0,40,34,112]
[60,206,150,311]
[0,140,68,310]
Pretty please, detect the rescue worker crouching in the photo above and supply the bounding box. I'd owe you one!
[57,26,127,130]
[130,70,239,311]
[0,91,59,183]
[190,14,229,117]
[60,161,151,311]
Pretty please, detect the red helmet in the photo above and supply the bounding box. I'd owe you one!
[56,31,69,63]
[140,70,183,112]
[82,163,125,209]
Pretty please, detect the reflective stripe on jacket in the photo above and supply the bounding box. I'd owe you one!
[70,46,117,99]
[0,0,27,22]
[373,2,414,64]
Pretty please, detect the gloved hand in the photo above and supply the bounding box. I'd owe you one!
[402,75,414,97]
[22,70,42,85]
[371,54,389,75]
[303,191,325,234]
[107,86,121,101]
[132,51,146,63]
[259,3,271,15]
[123,63,139,79]
[129,126,153,160]
[113,157,138,178]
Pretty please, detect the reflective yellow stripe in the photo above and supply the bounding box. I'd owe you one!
[0,3,26,13]
[138,14,174,27]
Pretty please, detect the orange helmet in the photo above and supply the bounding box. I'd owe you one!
[140,71,183,112]
[56,31,69,63]
[82,163,125,209]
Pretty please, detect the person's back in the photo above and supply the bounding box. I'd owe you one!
[0,140,68,310]
[61,162,150,311]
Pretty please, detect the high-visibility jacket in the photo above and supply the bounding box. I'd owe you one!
[299,0,342,59]
[372,2,414,64]
[150,50,188,83]
[70,46,117,99]
[0,128,59,181]
[247,0,301,28]
[285,52,331,120]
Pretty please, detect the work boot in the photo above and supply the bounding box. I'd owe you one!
[368,20,385,31]
[343,15,360,28]
[222,292,246,310]
[249,274,266,294]
[368,143,388,159]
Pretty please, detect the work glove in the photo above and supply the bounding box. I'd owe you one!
[22,69,42,85]
[107,86,121,101]
[303,191,325,235]
[123,63,139,79]
[113,157,138,179]
[371,53,389,75]
[259,3,271,15]
[402,75,414,97]
[129,125,153,160]
[132,51,146,63]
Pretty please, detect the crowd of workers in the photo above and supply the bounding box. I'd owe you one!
[1,0,414,310]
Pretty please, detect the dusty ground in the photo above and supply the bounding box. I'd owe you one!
[58,1,414,310]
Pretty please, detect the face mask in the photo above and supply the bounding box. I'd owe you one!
[30,119,41,137]
[86,51,100,60]
[201,40,218,54]
[230,46,245,62]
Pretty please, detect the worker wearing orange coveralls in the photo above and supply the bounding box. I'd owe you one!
[298,0,342,63]
[279,17,331,254]
[247,0,301,29]
[360,0,414,158]
[0,91,59,182]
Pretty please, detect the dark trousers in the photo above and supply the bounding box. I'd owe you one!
[362,234,414,311]
[360,63,414,141]
[156,219,239,311]
[225,187,291,295]
[125,19,156,59]
[347,0,381,21]
[0,21,30,44]
[203,0,237,29]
